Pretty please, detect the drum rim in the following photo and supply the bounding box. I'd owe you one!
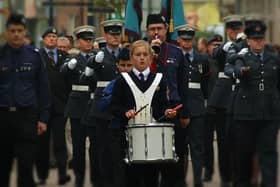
[127,123,174,128]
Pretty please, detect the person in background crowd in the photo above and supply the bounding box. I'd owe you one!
[203,34,223,185]
[85,19,124,187]
[94,47,132,187]
[0,13,50,187]
[57,36,71,53]
[176,24,210,187]
[145,13,189,187]
[94,36,107,50]
[23,31,34,46]
[197,37,208,53]
[207,15,244,187]
[61,25,97,187]
[35,27,71,186]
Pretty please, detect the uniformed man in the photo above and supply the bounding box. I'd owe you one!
[61,25,96,187]
[230,21,279,187]
[86,19,124,187]
[203,34,223,183]
[207,15,244,186]
[35,27,71,185]
[175,24,210,187]
[145,14,189,187]
[0,14,50,187]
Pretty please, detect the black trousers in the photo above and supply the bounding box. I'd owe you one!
[0,109,37,187]
[160,121,187,187]
[233,120,278,187]
[94,118,114,187]
[35,113,68,180]
[204,107,232,182]
[70,118,88,185]
[108,128,126,187]
[185,117,205,185]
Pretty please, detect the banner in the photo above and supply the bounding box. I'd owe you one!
[124,0,142,42]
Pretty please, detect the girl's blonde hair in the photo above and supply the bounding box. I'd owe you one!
[129,40,154,57]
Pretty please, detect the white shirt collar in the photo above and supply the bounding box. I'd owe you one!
[132,67,150,81]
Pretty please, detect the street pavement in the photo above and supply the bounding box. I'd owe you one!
[10,141,222,187]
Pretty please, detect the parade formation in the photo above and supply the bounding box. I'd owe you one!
[0,3,279,187]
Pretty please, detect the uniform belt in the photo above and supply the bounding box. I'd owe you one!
[97,81,110,88]
[90,93,94,99]
[188,82,201,89]
[0,106,32,112]
[236,79,240,84]
[218,72,230,79]
[72,85,89,91]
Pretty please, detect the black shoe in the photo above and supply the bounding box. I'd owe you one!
[221,182,232,187]
[58,175,71,185]
[37,179,46,185]
[194,183,203,187]
[75,182,83,187]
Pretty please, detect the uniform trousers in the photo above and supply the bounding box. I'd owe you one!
[70,118,96,186]
[35,114,68,180]
[108,128,126,187]
[233,120,278,187]
[94,118,114,187]
[185,117,204,185]
[0,109,37,187]
[160,120,187,187]
[204,107,232,182]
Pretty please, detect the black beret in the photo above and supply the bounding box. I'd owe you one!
[42,27,58,38]
[245,22,267,39]
[6,13,26,28]
[146,14,166,27]
[207,34,223,44]
[117,47,130,62]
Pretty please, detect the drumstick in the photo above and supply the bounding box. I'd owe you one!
[135,104,149,115]
[157,104,183,121]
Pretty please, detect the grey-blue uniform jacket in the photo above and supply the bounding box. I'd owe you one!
[232,50,280,120]
[0,44,50,123]
[208,43,234,109]
[184,49,210,117]
[61,53,95,119]
[87,47,119,120]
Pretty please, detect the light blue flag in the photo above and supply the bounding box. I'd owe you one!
[161,0,186,41]
[125,0,142,42]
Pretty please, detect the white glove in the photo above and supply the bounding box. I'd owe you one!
[223,41,233,52]
[67,58,77,70]
[236,32,247,41]
[85,67,94,76]
[95,51,104,63]
[238,48,249,55]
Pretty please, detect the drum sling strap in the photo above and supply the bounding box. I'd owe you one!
[121,72,162,125]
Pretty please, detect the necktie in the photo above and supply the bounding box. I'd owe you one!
[85,54,90,60]
[112,51,116,58]
[257,54,262,61]
[48,51,55,65]
[185,53,191,62]
[139,73,145,82]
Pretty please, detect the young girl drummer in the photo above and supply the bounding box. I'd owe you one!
[110,40,176,187]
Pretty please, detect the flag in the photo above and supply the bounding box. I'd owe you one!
[161,0,186,42]
[124,0,142,42]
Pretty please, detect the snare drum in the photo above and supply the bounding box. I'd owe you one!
[125,122,177,164]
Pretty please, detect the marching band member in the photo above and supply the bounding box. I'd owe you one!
[110,40,176,187]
